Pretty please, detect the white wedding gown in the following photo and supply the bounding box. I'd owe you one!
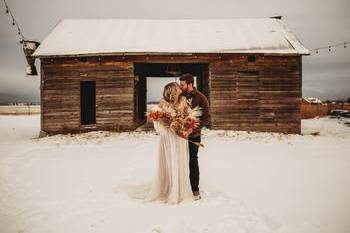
[145,120,195,204]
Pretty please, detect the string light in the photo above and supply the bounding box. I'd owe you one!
[310,40,349,55]
[2,0,40,76]
[3,0,348,58]
[2,0,25,42]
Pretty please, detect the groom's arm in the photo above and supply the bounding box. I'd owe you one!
[198,94,211,129]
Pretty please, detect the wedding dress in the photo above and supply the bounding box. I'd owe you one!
[145,100,195,205]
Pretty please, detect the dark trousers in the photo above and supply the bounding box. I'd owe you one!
[188,135,201,192]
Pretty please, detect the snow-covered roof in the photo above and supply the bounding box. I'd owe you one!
[32,18,310,57]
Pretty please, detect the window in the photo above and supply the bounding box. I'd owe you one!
[248,55,256,62]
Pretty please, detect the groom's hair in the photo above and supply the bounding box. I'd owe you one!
[179,73,194,86]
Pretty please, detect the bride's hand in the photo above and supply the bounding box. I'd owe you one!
[182,129,192,138]
[182,132,189,138]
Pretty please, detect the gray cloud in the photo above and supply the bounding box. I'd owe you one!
[1,0,349,103]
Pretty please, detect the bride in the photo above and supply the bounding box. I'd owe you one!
[145,82,195,204]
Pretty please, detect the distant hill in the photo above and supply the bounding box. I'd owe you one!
[0,92,39,105]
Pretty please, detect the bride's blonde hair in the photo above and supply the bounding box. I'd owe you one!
[163,82,181,104]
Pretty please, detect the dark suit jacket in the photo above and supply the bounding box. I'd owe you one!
[181,87,211,137]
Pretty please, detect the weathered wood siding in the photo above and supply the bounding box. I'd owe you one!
[209,55,302,134]
[39,53,302,135]
[40,57,135,134]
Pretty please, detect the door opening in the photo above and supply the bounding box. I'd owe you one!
[80,81,96,125]
[133,63,209,125]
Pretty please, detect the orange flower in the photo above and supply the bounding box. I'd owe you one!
[146,105,204,147]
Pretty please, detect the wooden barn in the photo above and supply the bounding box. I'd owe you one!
[32,17,310,135]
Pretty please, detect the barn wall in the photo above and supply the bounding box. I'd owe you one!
[209,55,302,134]
[40,57,136,134]
[39,54,302,135]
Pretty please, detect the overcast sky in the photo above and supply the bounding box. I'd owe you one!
[0,0,349,103]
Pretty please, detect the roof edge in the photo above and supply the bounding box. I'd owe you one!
[33,51,308,59]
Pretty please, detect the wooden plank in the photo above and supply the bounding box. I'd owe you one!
[41,59,136,134]
[208,55,302,134]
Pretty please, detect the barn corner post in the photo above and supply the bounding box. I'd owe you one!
[297,55,303,135]
[38,58,47,137]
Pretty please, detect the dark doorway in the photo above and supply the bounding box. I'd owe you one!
[133,63,210,125]
[80,81,96,125]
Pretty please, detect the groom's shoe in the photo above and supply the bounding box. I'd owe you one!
[193,191,201,200]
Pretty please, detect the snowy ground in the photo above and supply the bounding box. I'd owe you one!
[0,115,349,233]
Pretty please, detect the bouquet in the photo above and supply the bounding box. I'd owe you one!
[146,103,204,147]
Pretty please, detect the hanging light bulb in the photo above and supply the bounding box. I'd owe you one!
[165,64,181,76]
[328,46,331,52]
[316,49,318,54]
[344,43,347,48]
[12,20,15,26]
[6,7,9,13]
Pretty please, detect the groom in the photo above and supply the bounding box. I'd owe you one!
[179,73,211,200]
